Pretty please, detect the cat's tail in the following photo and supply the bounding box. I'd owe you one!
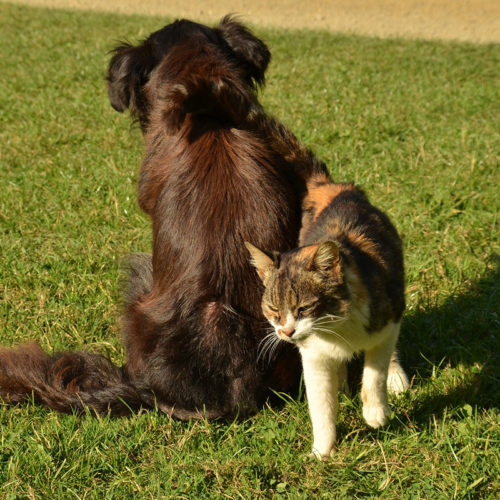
[0,342,155,416]
[0,253,157,416]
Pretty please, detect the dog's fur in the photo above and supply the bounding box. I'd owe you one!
[0,17,328,418]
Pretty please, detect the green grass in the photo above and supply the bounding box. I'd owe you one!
[0,2,499,498]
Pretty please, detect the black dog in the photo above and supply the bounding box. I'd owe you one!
[0,17,328,418]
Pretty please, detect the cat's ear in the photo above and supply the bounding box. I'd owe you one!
[309,241,340,274]
[245,242,277,281]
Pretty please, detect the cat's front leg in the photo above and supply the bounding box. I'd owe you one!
[300,348,342,460]
[361,322,401,428]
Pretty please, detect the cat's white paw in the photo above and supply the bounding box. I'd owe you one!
[387,365,410,395]
[310,445,334,461]
[363,403,390,428]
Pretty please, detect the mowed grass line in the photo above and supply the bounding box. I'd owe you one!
[0,3,498,498]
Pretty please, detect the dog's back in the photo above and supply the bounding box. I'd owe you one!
[118,18,317,416]
[0,17,328,418]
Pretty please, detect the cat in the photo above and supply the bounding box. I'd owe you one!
[246,172,409,458]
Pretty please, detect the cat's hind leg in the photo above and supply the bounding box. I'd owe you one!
[361,322,401,428]
[387,350,409,394]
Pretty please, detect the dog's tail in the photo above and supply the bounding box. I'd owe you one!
[0,343,155,416]
[0,253,157,416]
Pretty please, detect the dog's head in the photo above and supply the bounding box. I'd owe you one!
[107,16,270,131]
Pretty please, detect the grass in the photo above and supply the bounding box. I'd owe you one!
[0,2,499,498]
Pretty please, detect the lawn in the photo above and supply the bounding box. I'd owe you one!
[0,2,498,498]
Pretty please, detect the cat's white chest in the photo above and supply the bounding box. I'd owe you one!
[300,329,354,361]
[298,303,371,361]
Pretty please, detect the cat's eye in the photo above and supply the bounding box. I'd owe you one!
[297,303,316,316]
[267,305,279,313]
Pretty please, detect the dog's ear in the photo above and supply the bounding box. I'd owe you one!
[216,16,270,87]
[106,43,156,117]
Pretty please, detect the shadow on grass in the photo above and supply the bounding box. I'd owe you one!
[397,256,500,422]
[343,257,499,428]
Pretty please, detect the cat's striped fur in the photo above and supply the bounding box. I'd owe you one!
[246,172,409,458]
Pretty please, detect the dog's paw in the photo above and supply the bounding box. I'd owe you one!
[363,403,390,428]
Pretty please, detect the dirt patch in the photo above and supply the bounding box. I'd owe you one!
[5,0,500,43]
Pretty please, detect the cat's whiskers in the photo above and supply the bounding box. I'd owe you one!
[257,331,274,358]
[325,313,344,321]
[313,314,344,325]
[312,319,342,327]
[311,325,355,350]
[268,335,283,362]
[257,331,282,365]
[268,335,283,361]
[312,317,345,328]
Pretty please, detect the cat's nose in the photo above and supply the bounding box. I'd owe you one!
[279,327,295,337]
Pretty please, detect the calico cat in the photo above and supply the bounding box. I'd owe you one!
[246,173,409,459]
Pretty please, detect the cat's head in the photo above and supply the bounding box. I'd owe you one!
[245,241,350,344]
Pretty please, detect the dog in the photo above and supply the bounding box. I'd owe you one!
[0,17,328,418]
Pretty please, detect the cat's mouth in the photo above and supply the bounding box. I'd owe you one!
[275,314,348,345]
[273,316,317,344]
[276,329,313,344]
